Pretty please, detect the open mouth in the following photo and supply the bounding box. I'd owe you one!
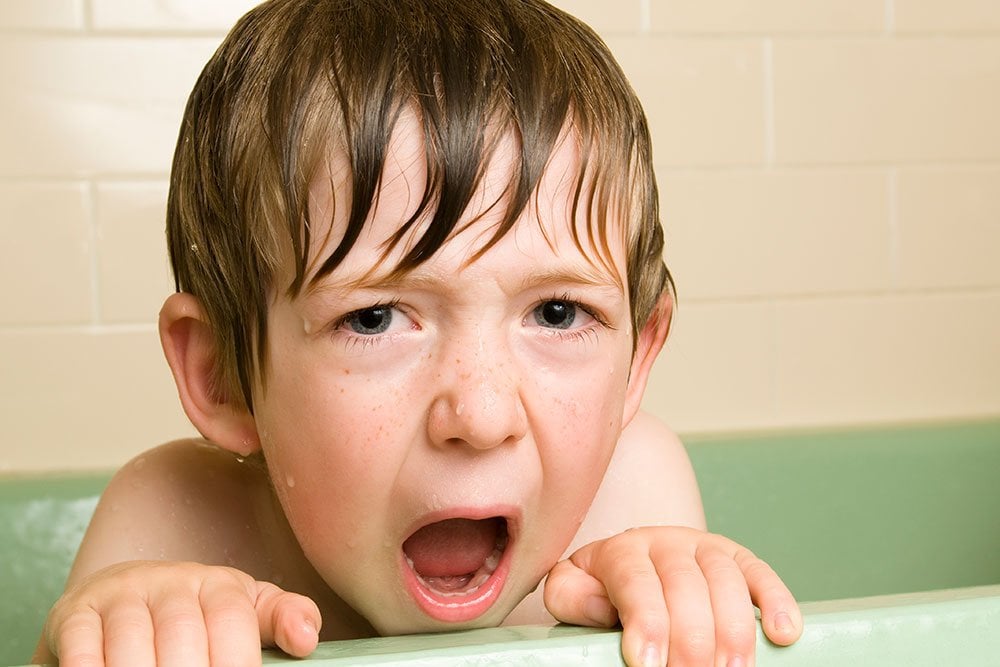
[400,515,512,622]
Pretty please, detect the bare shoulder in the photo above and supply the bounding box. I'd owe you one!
[572,411,706,550]
[65,439,271,588]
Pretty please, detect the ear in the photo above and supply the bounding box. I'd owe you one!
[159,292,261,456]
[621,292,673,428]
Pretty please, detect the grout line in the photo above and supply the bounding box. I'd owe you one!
[82,0,94,32]
[0,323,158,335]
[763,38,775,166]
[85,180,103,325]
[651,159,1000,173]
[675,285,1000,307]
[638,0,652,34]
[767,299,779,422]
[887,167,900,289]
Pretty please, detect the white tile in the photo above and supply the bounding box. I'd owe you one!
[0,35,222,177]
[0,182,92,325]
[651,0,884,34]
[661,168,890,300]
[0,328,197,472]
[896,166,1000,290]
[643,301,776,432]
[91,0,258,31]
[773,38,1000,164]
[774,293,1000,426]
[96,181,174,323]
[609,37,765,166]
[0,0,84,30]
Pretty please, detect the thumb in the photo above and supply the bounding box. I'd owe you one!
[253,581,322,657]
[543,550,619,628]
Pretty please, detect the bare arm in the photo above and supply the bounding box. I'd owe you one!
[31,440,319,665]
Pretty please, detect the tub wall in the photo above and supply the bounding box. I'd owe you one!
[2,0,1000,471]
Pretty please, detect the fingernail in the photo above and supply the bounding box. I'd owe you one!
[302,618,318,639]
[775,611,794,634]
[640,643,661,667]
[728,655,745,667]
[584,595,614,626]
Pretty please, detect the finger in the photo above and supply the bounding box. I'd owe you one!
[652,549,715,667]
[201,574,263,667]
[51,606,106,667]
[573,537,669,667]
[148,591,209,667]
[696,546,756,667]
[737,550,802,646]
[543,558,618,628]
[254,581,321,657]
[101,595,156,667]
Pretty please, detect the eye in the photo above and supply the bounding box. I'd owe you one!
[532,300,584,330]
[342,304,396,335]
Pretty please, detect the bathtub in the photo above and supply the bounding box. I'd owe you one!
[3,418,998,665]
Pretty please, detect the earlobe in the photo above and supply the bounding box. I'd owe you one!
[159,292,260,456]
[621,293,673,428]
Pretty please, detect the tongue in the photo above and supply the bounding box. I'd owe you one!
[403,518,501,578]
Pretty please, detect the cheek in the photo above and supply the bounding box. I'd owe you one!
[256,367,415,533]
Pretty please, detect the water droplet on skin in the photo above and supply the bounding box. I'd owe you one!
[235,456,245,464]
[455,402,464,416]
[286,475,296,488]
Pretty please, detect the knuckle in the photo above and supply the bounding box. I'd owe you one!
[718,619,753,648]
[674,629,715,664]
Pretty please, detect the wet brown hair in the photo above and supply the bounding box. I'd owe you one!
[167,0,672,411]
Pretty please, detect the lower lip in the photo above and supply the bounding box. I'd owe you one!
[399,536,513,624]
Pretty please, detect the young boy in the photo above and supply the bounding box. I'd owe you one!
[36,1,801,665]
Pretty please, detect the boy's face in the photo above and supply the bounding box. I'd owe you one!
[252,113,641,634]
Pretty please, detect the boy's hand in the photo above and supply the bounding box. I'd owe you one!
[543,527,801,667]
[42,560,321,667]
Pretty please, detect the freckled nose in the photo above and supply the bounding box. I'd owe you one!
[427,345,528,451]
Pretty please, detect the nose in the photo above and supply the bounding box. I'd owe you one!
[426,334,528,451]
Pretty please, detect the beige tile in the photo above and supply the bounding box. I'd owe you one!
[96,181,174,323]
[0,328,197,472]
[0,182,92,325]
[773,38,1000,164]
[651,0,884,34]
[547,0,643,33]
[661,168,890,300]
[896,166,1000,290]
[773,293,1000,426]
[0,35,221,177]
[609,37,764,165]
[90,0,257,31]
[643,301,776,432]
[895,0,1000,33]
[0,0,84,30]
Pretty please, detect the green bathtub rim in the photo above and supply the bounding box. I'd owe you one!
[14,585,1000,666]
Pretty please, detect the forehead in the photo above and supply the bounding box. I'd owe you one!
[303,109,627,290]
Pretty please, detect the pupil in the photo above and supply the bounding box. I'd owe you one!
[538,301,574,329]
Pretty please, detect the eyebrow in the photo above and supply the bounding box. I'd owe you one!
[303,264,624,301]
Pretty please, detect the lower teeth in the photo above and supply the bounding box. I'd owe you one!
[407,541,505,597]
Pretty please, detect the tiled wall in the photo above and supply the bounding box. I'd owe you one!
[1,0,998,471]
